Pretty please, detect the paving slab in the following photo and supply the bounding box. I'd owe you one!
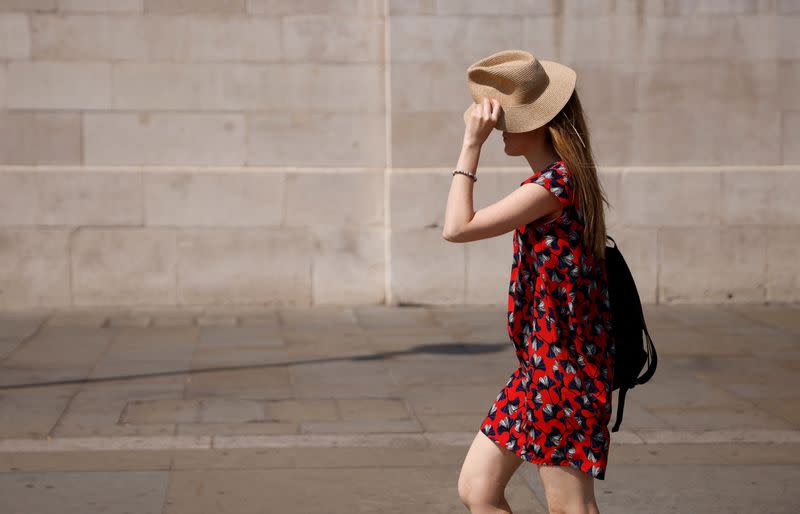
[0,470,169,514]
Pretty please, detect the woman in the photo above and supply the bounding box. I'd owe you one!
[443,50,615,514]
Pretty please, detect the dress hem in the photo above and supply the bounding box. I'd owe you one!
[480,429,607,481]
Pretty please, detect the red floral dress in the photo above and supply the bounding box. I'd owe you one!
[478,160,616,480]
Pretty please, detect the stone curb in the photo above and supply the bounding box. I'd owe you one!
[1,429,799,453]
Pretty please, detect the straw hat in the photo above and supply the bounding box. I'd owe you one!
[463,49,577,133]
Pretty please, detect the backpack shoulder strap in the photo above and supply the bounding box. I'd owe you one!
[636,311,658,385]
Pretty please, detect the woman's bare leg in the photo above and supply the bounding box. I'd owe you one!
[458,431,525,513]
[536,464,600,514]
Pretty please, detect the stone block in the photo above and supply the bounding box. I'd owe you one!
[0,0,55,11]
[146,15,280,62]
[561,15,641,72]
[84,113,246,165]
[585,111,634,166]
[390,227,465,304]
[658,226,767,303]
[391,61,466,113]
[247,112,385,166]
[522,16,558,59]
[0,13,30,58]
[465,231,511,305]
[6,61,111,109]
[773,167,800,223]
[784,112,800,163]
[388,168,448,230]
[143,169,284,226]
[71,228,177,306]
[458,172,524,306]
[176,228,313,306]
[669,0,767,15]
[720,168,773,225]
[642,14,776,61]
[599,166,623,227]
[779,0,800,13]
[0,228,71,309]
[389,0,433,15]
[308,225,385,305]
[93,61,241,113]
[766,227,800,302]
[779,13,800,59]
[267,63,383,112]
[57,0,144,12]
[572,62,637,113]
[113,63,262,110]
[436,0,554,15]
[0,112,81,164]
[778,60,800,110]
[621,168,721,227]
[637,60,778,113]
[36,169,143,226]
[391,111,470,167]
[562,0,621,16]
[284,170,383,227]
[0,169,39,225]
[31,13,147,60]
[247,0,384,16]
[144,0,245,14]
[389,15,523,64]
[283,16,383,62]
[632,110,781,166]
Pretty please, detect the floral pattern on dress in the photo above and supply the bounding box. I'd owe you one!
[479,160,616,480]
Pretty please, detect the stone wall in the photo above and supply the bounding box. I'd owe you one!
[0,1,797,309]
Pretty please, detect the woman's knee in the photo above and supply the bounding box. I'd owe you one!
[538,465,598,514]
[457,473,506,508]
[458,431,523,509]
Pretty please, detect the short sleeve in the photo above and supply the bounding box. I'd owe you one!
[520,161,573,209]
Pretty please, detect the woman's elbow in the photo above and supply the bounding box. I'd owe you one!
[442,228,464,242]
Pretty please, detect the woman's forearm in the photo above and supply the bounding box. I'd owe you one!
[442,141,481,240]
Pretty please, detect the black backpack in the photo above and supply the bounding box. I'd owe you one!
[604,235,658,433]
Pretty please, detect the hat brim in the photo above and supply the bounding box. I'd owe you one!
[463,60,577,133]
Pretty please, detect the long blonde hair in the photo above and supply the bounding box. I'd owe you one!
[546,89,609,260]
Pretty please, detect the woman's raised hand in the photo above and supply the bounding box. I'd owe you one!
[464,96,501,148]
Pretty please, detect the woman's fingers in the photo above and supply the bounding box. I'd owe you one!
[481,97,500,120]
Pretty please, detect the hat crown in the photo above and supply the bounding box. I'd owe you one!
[466,50,549,106]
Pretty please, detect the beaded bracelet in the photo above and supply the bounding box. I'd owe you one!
[452,169,477,182]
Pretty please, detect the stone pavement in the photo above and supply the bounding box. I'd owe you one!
[0,302,798,513]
